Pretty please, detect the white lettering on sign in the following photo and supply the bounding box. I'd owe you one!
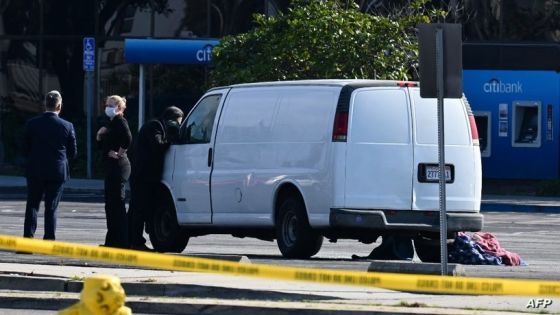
[196,44,214,62]
[483,79,523,94]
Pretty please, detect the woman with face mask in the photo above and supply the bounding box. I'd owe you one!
[96,95,132,248]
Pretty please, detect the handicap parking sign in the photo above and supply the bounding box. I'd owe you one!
[83,37,95,72]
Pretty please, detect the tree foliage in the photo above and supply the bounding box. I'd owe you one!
[210,0,445,86]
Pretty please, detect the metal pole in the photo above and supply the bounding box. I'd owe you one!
[138,64,145,131]
[86,71,93,179]
[436,27,448,276]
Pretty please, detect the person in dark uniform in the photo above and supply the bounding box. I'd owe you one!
[128,106,184,251]
[22,90,77,242]
[96,95,132,248]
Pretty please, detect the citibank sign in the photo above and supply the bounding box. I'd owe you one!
[125,39,220,65]
[196,44,214,62]
[483,78,523,94]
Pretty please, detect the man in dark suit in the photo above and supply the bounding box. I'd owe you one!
[22,90,77,241]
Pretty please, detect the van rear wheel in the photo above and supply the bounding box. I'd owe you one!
[149,192,189,253]
[276,197,323,258]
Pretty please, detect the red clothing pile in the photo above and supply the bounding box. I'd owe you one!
[471,232,522,266]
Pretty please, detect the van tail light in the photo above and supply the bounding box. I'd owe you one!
[332,111,348,142]
[468,114,480,146]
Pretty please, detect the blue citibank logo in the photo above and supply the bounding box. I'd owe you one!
[483,78,523,94]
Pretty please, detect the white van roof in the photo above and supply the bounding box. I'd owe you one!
[209,79,418,91]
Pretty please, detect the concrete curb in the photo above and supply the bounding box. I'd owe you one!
[0,274,332,301]
[0,291,523,315]
[368,261,465,276]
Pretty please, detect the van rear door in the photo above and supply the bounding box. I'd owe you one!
[345,87,413,210]
[410,88,479,211]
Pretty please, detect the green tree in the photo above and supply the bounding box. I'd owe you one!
[210,0,445,86]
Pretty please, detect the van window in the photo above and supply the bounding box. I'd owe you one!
[179,94,221,144]
[217,90,278,143]
[411,90,470,145]
[350,89,410,144]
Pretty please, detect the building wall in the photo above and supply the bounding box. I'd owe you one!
[0,0,288,176]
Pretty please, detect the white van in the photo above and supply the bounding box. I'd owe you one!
[151,80,483,260]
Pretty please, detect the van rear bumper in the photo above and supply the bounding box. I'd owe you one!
[330,208,483,233]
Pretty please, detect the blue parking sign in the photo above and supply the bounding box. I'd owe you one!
[83,37,95,72]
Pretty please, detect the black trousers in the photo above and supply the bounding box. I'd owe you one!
[23,178,65,240]
[128,176,158,246]
[103,159,130,248]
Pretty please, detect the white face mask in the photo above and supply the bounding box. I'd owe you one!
[105,106,117,119]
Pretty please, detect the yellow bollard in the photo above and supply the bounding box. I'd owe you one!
[58,274,132,315]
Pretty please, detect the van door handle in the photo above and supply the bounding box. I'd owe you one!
[207,147,213,167]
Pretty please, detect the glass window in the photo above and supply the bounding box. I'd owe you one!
[0,40,40,173]
[0,40,42,113]
[43,1,95,35]
[1,0,40,36]
[179,94,221,144]
[154,1,193,37]
[147,64,206,119]
[102,4,150,37]
[42,40,82,119]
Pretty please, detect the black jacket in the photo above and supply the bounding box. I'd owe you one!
[98,115,132,162]
[131,119,170,181]
[23,112,77,181]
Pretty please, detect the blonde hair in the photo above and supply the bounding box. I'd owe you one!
[106,95,127,111]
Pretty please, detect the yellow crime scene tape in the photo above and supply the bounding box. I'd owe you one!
[0,234,558,297]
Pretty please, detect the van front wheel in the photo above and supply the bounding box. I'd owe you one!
[276,197,323,258]
[149,193,189,253]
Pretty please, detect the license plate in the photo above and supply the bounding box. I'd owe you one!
[425,165,452,181]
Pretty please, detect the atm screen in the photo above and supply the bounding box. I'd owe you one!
[516,107,538,143]
[513,101,541,147]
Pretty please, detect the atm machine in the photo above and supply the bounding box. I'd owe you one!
[463,69,560,179]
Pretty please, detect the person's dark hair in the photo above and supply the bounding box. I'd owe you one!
[160,106,184,121]
[45,90,62,110]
